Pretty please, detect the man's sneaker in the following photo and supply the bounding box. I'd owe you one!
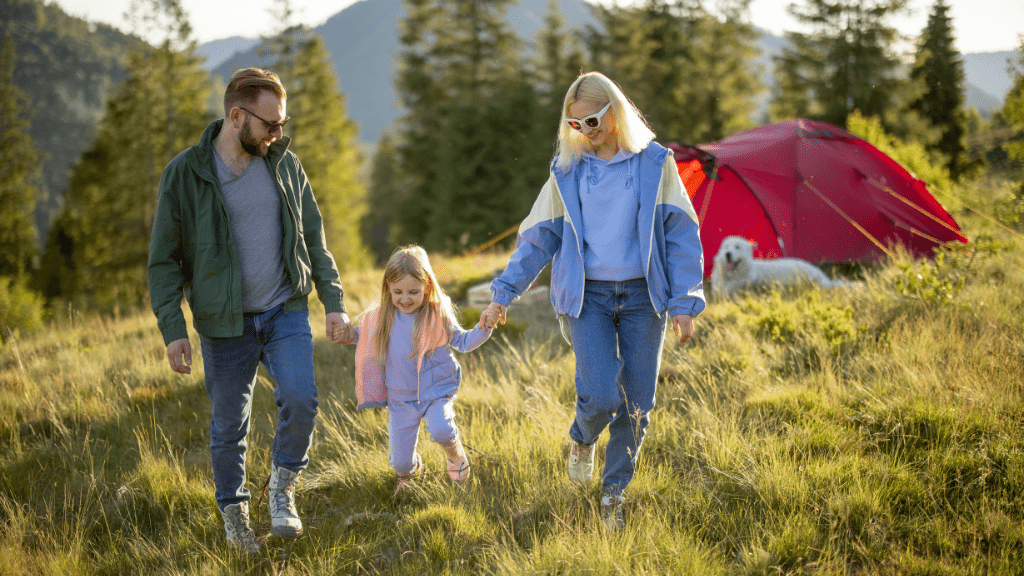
[601,493,625,531]
[567,441,594,485]
[395,452,423,494]
[221,502,260,553]
[443,437,470,484]
[268,466,303,538]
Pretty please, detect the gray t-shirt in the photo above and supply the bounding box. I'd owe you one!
[212,148,293,313]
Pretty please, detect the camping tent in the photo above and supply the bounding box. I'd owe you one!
[668,119,967,278]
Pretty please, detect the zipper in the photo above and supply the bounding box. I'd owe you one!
[558,171,587,318]
[644,152,659,312]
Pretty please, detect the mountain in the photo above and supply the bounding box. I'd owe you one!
[194,35,259,70]
[210,0,595,143]
[962,51,1017,104]
[0,0,141,238]
[204,0,1017,144]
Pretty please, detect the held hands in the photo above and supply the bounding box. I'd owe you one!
[479,302,507,330]
[672,314,695,344]
[166,338,192,374]
[327,312,355,345]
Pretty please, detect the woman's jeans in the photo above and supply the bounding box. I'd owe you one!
[199,304,318,510]
[567,278,666,496]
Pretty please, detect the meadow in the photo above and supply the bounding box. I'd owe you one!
[2,178,1024,575]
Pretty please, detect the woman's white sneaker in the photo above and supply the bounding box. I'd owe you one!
[567,441,594,485]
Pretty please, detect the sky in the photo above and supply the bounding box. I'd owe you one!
[50,0,1023,54]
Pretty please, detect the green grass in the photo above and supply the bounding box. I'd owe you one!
[4,196,1024,574]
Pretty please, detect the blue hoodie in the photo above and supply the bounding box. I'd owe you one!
[491,141,705,319]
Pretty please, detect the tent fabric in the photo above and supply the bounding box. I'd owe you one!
[668,119,967,277]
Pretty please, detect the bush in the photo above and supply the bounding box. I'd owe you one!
[0,276,45,343]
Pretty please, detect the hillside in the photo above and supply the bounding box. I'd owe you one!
[208,0,1016,144]
[3,198,1024,572]
[2,0,1018,244]
[0,0,142,238]
[211,0,595,143]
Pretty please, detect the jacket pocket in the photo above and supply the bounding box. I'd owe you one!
[189,243,233,320]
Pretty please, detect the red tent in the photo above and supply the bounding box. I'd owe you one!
[668,119,967,277]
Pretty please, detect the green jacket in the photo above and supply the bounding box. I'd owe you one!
[148,119,346,346]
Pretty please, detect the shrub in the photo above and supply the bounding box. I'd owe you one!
[0,276,45,343]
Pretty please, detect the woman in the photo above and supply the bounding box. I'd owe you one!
[479,71,705,530]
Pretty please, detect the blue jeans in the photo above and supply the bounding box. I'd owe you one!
[567,278,666,495]
[199,304,318,510]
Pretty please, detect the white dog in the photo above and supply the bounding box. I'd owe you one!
[712,235,841,298]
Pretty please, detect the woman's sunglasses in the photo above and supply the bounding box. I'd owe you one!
[565,102,612,131]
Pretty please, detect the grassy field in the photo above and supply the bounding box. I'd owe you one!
[3,182,1024,574]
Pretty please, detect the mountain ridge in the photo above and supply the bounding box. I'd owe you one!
[202,0,1016,145]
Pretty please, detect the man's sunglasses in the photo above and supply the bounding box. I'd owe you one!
[565,102,612,131]
[240,106,290,131]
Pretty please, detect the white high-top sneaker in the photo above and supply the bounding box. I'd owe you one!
[567,441,594,485]
[221,502,260,553]
[268,466,303,538]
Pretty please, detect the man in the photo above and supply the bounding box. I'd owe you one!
[148,68,351,553]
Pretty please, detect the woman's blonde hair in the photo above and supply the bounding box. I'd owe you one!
[373,245,459,364]
[554,72,655,173]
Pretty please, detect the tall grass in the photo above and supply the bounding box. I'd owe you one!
[2,207,1024,574]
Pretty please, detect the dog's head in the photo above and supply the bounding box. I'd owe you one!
[713,236,755,280]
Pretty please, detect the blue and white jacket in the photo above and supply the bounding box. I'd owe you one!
[491,141,706,319]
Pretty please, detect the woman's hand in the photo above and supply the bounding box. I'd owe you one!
[480,302,508,330]
[671,314,694,344]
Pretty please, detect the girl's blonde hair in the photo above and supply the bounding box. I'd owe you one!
[373,245,459,364]
[554,72,655,173]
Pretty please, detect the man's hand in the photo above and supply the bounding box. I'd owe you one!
[671,314,695,344]
[166,338,192,374]
[327,312,354,345]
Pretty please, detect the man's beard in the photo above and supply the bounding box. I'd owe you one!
[239,120,269,157]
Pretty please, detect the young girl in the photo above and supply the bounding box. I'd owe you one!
[480,72,705,530]
[336,245,492,491]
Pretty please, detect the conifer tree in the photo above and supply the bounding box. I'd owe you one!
[395,0,543,252]
[1000,41,1024,166]
[282,34,369,270]
[532,0,587,126]
[428,82,550,252]
[39,0,212,311]
[584,0,761,143]
[362,134,405,265]
[908,0,976,181]
[771,0,909,130]
[0,33,40,279]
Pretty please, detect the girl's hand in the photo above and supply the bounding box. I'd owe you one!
[334,323,356,345]
[480,302,507,330]
[671,314,694,344]
[328,313,356,345]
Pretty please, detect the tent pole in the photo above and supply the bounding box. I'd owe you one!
[804,179,894,258]
[867,178,969,243]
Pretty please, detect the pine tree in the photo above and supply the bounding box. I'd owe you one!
[908,0,976,181]
[39,0,212,311]
[584,0,761,143]
[282,34,369,271]
[531,0,587,125]
[1000,41,1024,166]
[771,0,909,130]
[362,134,405,265]
[0,33,40,279]
[395,0,540,252]
[429,82,550,252]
